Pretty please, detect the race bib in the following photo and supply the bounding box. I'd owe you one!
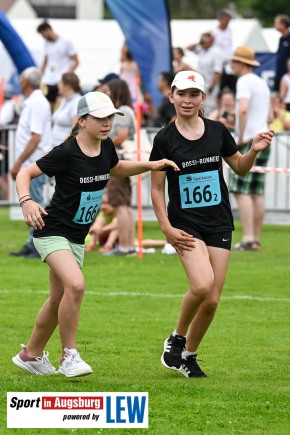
[179,170,221,209]
[73,189,104,224]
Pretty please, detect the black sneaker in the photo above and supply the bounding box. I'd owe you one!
[25,250,41,259]
[180,354,207,378]
[161,334,186,370]
[10,244,33,257]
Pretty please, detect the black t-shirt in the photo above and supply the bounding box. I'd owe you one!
[34,137,119,244]
[149,119,239,234]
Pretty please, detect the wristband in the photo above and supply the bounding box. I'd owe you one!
[19,194,31,202]
[20,198,33,207]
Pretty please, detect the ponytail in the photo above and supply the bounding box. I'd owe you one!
[198,107,204,118]
[64,122,80,142]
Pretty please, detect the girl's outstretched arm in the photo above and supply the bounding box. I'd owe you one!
[110,159,180,177]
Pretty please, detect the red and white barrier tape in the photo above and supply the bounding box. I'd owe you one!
[224,163,290,174]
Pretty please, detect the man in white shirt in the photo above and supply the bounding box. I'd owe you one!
[228,46,271,251]
[37,21,79,110]
[212,9,237,92]
[10,67,52,258]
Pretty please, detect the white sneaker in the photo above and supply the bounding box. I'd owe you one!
[12,344,56,375]
[58,348,93,377]
[161,243,176,255]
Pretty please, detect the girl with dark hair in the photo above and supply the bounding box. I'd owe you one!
[150,70,274,378]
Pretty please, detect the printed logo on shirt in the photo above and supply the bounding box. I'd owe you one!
[80,174,110,183]
[181,155,220,169]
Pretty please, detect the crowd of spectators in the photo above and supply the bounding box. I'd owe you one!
[1,12,290,256]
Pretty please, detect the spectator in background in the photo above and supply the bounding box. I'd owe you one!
[172,47,193,73]
[104,78,137,256]
[10,67,51,259]
[208,88,236,133]
[51,73,82,148]
[212,9,237,92]
[91,72,119,95]
[37,21,79,111]
[119,42,141,102]
[279,57,290,111]
[85,190,118,253]
[188,32,223,116]
[273,14,290,92]
[153,72,176,127]
[269,92,290,132]
[0,83,19,199]
[229,46,271,251]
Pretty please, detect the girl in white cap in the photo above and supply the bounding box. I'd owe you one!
[150,71,274,378]
[12,91,179,378]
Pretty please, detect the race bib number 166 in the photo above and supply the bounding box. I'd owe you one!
[179,170,221,209]
[73,189,104,224]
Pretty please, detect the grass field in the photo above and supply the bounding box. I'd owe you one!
[1,206,290,434]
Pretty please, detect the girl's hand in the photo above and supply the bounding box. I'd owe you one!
[151,159,180,172]
[165,226,196,256]
[251,129,274,153]
[21,201,48,230]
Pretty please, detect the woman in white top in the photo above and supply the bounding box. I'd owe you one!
[51,72,82,147]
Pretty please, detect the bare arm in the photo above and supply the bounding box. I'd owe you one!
[237,97,249,145]
[40,56,47,74]
[224,129,274,175]
[279,77,287,100]
[112,128,129,148]
[16,163,48,229]
[11,133,41,180]
[110,159,179,177]
[69,54,79,73]
[208,72,222,94]
[151,171,195,255]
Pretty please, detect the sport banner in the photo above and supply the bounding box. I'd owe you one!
[7,392,148,429]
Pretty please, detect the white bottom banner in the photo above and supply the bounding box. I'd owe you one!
[7,392,148,428]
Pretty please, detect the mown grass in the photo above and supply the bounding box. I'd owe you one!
[0,207,290,434]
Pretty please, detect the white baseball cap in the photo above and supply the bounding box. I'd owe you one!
[77,91,124,118]
[171,71,205,93]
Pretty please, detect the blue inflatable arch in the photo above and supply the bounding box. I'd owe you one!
[0,10,35,74]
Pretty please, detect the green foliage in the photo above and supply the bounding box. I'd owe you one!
[250,0,288,26]
[1,208,290,434]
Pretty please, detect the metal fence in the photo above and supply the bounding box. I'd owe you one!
[2,125,290,220]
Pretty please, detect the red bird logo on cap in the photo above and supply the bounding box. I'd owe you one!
[187,75,196,81]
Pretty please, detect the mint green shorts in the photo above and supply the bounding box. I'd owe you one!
[33,236,85,268]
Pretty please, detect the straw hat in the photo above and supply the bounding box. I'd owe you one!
[230,46,260,66]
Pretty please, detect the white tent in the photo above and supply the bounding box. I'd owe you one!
[261,28,280,53]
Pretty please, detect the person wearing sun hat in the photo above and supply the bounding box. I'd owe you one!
[228,46,271,251]
[149,69,274,378]
[12,91,180,379]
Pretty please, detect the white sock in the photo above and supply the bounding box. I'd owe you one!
[172,330,186,338]
[182,350,197,359]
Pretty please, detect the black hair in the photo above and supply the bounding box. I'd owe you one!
[160,72,175,87]
[37,21,52,33]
